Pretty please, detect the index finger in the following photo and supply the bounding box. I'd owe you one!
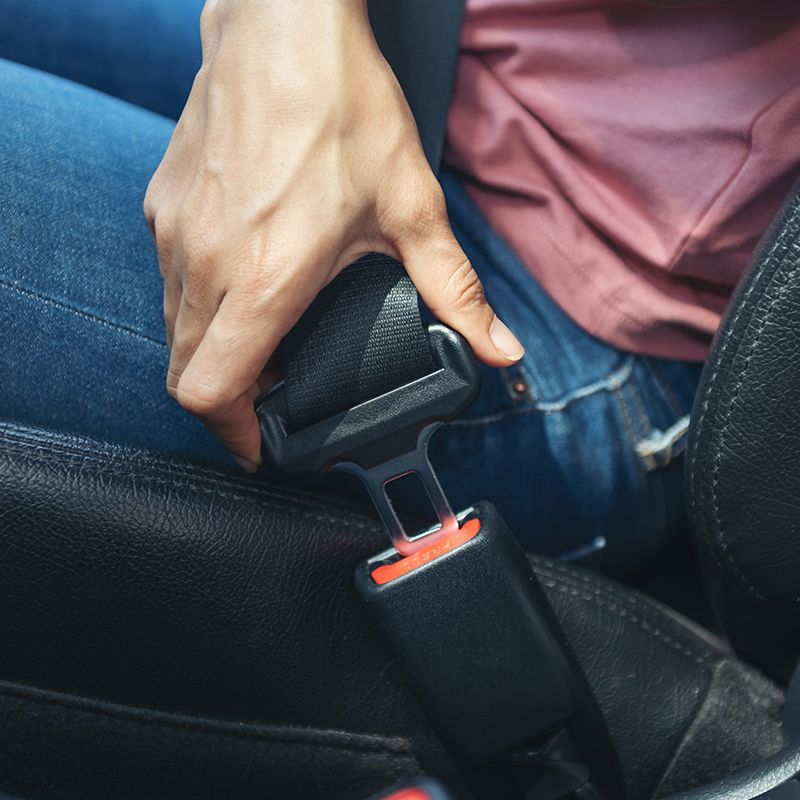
[174,286,311,465]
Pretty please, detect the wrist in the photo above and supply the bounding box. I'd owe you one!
[206,0,372,44]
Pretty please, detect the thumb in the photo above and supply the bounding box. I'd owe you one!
[397,217,524,368]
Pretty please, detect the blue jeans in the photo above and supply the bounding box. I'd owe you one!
[0,0,703,570]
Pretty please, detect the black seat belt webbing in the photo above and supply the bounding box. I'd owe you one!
[283,254,434,429]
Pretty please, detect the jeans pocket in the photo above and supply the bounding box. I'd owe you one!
[591,355,704,567]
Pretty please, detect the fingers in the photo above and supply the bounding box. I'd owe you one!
[162,275,181,350]
[166,290,220,398]
[173,279,314,467]
[396,189,524,368]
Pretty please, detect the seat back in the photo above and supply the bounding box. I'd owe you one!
[687,185,800,665]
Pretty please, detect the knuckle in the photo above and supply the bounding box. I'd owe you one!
[177,217,226,297]
[153,208,178,251]
[182,225,222,278]
[405,184,448,237]
[174,377,227,418]
[199,1,221,38]
[441,257,486,314]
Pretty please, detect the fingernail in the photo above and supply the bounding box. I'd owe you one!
[234,456,259,474]
[490,317,525,362]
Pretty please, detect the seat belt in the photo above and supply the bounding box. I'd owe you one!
[257,3,622,795]
[367,0,468,172]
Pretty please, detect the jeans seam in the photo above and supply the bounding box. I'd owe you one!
[643,357,686,417]
[623,369,652,440]
[0,275,166,349]
[616,363,690,474]
[635,415,691,466]
[608,371,645,467]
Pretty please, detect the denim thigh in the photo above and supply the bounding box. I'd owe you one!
[0,0,203,119]
[0,59,230,465]
[430,172,703,570]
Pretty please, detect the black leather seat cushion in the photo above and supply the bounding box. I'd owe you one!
[0,422,786,799]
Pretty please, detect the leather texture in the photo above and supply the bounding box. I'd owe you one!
[687,186,800,608]
[0,421,785,799]
[660,744,800,800]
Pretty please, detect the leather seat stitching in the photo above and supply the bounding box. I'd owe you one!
[0,681,417,758]
[535,558,719,658]
[535,563,719,661]
[0,425,347,508]
[0,428,358,513]
[539,578,711,665]
[0,442,379,533]
[0,451,377,535]
[0,428,374,525]
[710,228,800,600]
[688,200,798,600]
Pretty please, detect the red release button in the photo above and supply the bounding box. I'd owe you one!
[370,518,481,585]
[380,789,430,800]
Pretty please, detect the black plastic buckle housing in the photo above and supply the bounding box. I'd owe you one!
[258,324,480,474]
[355,502,586,764]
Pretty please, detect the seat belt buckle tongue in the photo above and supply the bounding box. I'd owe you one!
[258,324,481,555]
[333,422,458,556]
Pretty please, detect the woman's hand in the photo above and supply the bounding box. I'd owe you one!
[144,0,523,471]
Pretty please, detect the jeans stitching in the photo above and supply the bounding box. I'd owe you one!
[623,370,652,439]
[644,358,685,418]
[635,415,691,466]
[608,372,645,465]
[0,275,167,349]
[616,362,692,473]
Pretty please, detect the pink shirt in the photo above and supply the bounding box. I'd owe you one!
[445,0,800,360]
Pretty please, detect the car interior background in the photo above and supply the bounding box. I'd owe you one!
[2,1,800,799]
